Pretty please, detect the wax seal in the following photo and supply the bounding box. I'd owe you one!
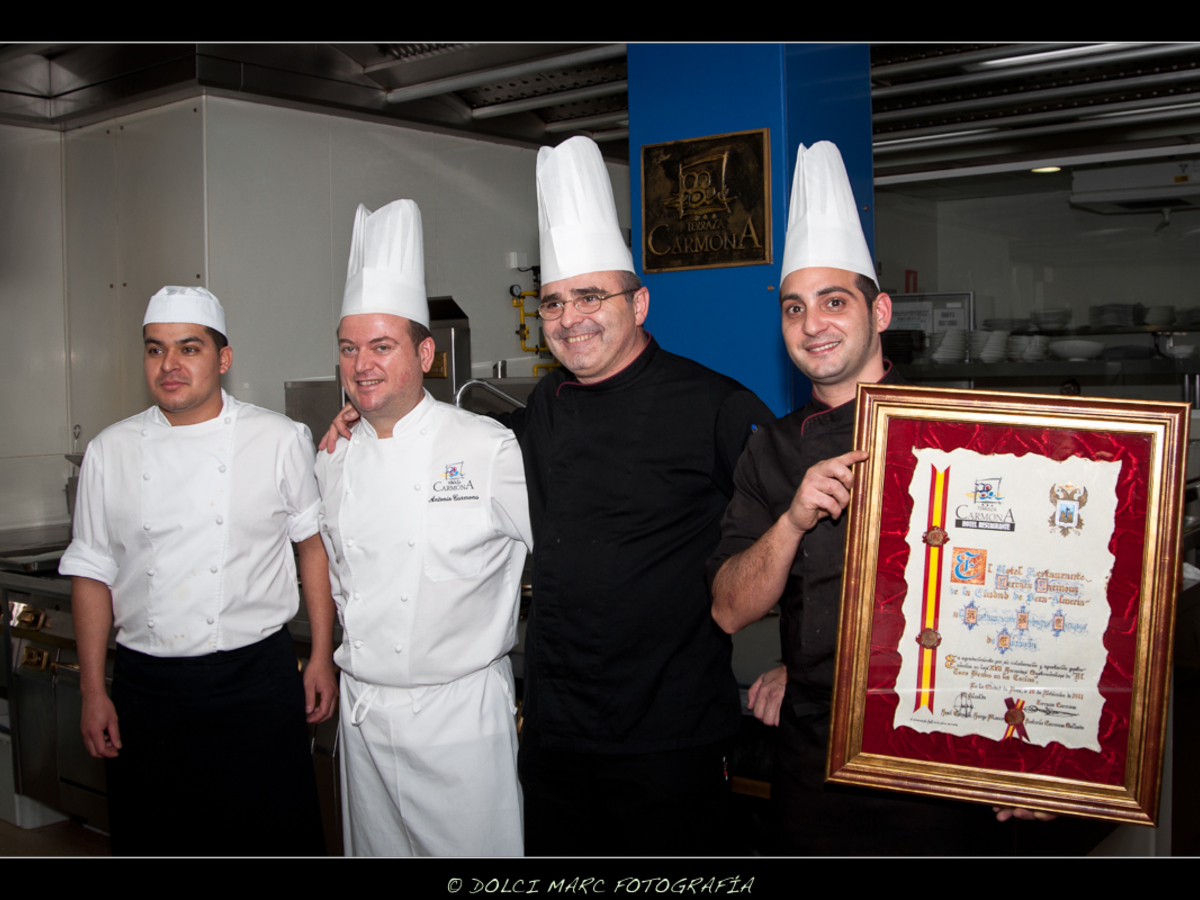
[918,628,942,649]
[922,527,948,547]
[1004,706,1025,726]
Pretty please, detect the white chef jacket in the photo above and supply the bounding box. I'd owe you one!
[315,390,532,687]
[316,390,531,857]
[60,391,321,657]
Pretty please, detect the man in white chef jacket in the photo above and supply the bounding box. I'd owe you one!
[317,199,532,857]
[59,286,337,856]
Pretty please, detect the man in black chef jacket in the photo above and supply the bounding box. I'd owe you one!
[707,142,1045,855]
[514,136,779,857]
[324,136,774,856]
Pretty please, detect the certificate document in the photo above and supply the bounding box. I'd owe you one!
[892,446,1123,752]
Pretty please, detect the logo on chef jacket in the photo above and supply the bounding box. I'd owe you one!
[430,460,480,504]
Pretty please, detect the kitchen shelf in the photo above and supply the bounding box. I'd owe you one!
[897,358,1200,381]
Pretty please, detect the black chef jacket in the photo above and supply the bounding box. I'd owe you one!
[707,365,906,716]
[508,336,775,754]
[706,366,1006,855]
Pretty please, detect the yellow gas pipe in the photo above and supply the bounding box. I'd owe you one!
[512,289,561,376]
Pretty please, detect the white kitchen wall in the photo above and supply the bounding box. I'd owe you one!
[3,94,634,529]
[205,97,336,412]
[0,125,71,528]
[63,119,120,448]
[65,101,207,447]
[931,190,1200,322]
[876,184,1200,401]
[875,191,939,295]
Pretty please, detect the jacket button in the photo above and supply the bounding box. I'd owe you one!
[413,483,421,490]
[210,565,218,573]
[354,640,363,649]
[224,417,231,424]
[394,644,402,653]
[147,568,155,577]
[407,538,416,547]
[219,464,226,473]
[353,592,362,601]
[215,516,223,525]
[141,429,148,437]
[143,523,150,531]
[142,472,150,480]
[147,618,155,628]
[400,594,409,602]
[207,616,214,625]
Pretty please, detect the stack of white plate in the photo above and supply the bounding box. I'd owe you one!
[1031,308,1072,330]
[1007,335,1050,361]
[1089,304,1145,327]
[932,329,966,363]
[1145,306,1175,327]
[970,330,1008,363]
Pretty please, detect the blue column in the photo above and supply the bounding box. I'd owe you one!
[627,44,874,415]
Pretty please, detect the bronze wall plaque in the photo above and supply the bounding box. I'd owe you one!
[641,128,771,274]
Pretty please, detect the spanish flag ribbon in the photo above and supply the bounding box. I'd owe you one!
[1003,697,1030,742]
[915,466,950,713]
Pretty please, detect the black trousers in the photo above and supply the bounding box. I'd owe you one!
[773,704,1004,856]
[106,626,325,857]
[518,725,733,857]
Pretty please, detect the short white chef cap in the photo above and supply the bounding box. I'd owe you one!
[340,199,429,328]
[780,141,878,288]
[143,286,227,338]
[537,135,634,284]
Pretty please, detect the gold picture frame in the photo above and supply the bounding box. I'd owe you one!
[827,384,1188,825]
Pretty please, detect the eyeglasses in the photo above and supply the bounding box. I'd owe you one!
[536,288,637,320]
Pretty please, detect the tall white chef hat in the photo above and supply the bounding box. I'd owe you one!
[780,141,878,288]
[143,286,227,338]
[340,199,430,328]
[537,135,634,284]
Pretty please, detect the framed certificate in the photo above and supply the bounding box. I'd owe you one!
[827,384,1189,825]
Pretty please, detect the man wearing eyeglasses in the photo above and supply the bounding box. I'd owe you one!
[510,137,775,856]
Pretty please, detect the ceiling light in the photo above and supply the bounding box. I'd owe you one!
[975,43,1132,69]
[1032,166,1062,173]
